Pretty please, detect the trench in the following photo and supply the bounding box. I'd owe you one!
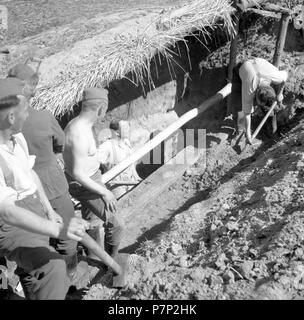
[60,11,304,297]
[92,14,304,254]
[56,13,304,256]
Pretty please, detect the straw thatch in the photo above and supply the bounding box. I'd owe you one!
[32,0,236,116]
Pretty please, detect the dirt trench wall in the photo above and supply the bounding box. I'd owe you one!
[95,80,178,150]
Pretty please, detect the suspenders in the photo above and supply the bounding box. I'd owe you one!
[0,152,15,188]
[0,135,28,189]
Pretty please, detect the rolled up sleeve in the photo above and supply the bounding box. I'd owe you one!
[255,58,288,84]
[240,61,256,114]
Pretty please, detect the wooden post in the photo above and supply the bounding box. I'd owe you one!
[228,13,240,81]
[273,12,290,67]
[81,233,122,276]
[226,12,240,116]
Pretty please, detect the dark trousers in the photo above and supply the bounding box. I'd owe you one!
[229,62,243,123]
[49,192,77,262]
[66,170,125,256]
[0,194,70,300]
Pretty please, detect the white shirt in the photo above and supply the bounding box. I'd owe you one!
[0,133,37,203]
[97,138,141,182]
[97,138,132,166]
[239,58,288,114]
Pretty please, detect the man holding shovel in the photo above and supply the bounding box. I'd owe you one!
[231,57,288,145]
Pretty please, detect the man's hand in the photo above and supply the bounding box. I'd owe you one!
[277,92,284,104]
[46,209,63,224]
[59,217,90,242]
[102,190,117,213]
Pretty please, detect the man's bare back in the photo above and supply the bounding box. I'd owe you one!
[63,116,100,178]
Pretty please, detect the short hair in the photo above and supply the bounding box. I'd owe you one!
[109,119,119,131]
[0,95,21,111]
[256,85,276,108]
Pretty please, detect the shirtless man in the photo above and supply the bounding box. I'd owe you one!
[63,87,125,258]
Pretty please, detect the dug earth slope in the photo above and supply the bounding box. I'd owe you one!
[85,115,304,300]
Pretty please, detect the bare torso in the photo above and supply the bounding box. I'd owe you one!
[63,116,100,178]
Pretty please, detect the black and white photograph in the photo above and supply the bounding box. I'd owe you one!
[0,0,304,307]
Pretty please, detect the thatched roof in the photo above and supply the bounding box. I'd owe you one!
[32,0,236,116]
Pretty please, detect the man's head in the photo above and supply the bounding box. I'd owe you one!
[7,64,39,98]
[0,95,29,133]
[81,87,108,121]
[256,84,276,111]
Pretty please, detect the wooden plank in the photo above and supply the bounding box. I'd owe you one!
[118,145,202,224]
[273,12,291,67]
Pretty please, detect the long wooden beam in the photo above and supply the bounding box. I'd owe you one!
[101,83,232,184]
[273,12,291,67]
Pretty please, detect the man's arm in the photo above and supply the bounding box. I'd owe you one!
[70,135,110,196]
[0,200,89,241]
[97,140,111,165]
[244,113,252,144]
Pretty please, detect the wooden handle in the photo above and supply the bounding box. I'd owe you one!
[81,233,122,275]
[252,102,277,141]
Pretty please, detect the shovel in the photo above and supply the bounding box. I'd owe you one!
[242,101,278,153]
[81,233,129,288]
[233,101,278,154]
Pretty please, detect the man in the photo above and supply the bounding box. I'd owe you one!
[231,57,288,144]
[63,87,125,258]
[98,119,141,199]
[0,94,89,299]
[5,63,79,276]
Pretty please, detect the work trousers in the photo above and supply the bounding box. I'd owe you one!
[230,62,243,120]
[66,170,125,256]
[0,194,70,300]
[49,191,78,270]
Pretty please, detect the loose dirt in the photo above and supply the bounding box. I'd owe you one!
[1,0,304,300]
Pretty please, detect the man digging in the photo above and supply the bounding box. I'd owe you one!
[230,57,288,145]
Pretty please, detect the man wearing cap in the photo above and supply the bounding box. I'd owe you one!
[63,87,125,259]
[0,93,89,299]
[4,64,80,278]
[230,57,288,144]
